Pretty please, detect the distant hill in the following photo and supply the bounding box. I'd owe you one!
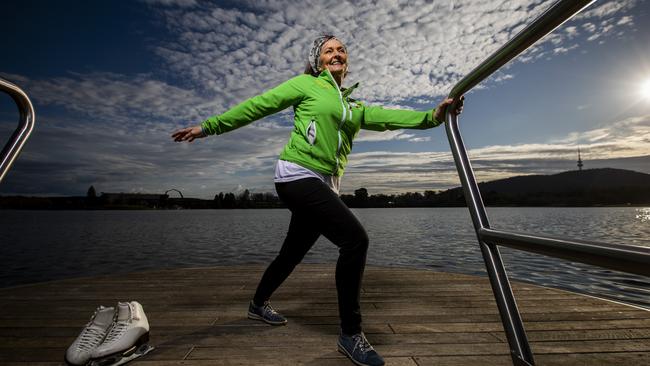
[478,168,650,194]
[336,168,650,208]
[466,168,650,206]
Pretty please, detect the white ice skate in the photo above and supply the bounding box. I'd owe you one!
[89,301,153,366]
[65,306,115,365]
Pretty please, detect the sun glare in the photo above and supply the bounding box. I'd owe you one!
[642,78,650,100]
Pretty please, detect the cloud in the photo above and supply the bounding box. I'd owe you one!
[516,0,638,63]
[140,0,197,7]
[4,72,218,129]
[0,71,295,197]
[10,0,641,129]
[0,114,290,196]
[342,114,650,193]
[355,130,406,142]
[149,0,639,107]
[575,1,637,20]
[355,129,430,143]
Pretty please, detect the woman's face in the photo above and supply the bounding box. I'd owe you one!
[319,38,347,76]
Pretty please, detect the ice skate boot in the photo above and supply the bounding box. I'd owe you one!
[65,306,115,365]
[90,301,153,366]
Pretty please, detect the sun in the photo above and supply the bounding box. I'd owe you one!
[642,78,650,100]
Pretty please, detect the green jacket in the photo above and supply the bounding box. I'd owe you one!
[201,70,442,176]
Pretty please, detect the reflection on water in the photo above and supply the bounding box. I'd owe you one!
[636,207,650,222]
[0,207,648,309]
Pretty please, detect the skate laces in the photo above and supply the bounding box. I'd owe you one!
[101,302,136,345]
[77,325,106,351]
[102,320,129,345]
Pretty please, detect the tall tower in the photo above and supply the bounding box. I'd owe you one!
[577,148,583,171]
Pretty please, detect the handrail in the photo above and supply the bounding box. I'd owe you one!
[0,77,35,183]
[442,0,650,365]
[480,228,650,277]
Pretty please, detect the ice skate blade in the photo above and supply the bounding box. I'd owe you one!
[89,344,154,366]
[90,333,152,366]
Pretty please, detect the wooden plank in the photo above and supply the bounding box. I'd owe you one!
[494,328,650,342]
[532,339,650,353]
[391,318,650,334]
[415,353,650,366]
[0,265,647,365]
[132,357,419,365]
[0,323,394,338]
[144,332,500,347]
[535,352,650,365]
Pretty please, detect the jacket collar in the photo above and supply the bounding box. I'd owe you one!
[342,82,359,99]
[319,69,359,98]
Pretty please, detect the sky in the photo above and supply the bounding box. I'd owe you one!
[1,0,649,198]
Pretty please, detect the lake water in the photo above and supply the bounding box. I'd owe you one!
[1,207,648,309]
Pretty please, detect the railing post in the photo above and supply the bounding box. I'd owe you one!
[440,2,597,363]
[0,77,35,183]
[445,111,535,366]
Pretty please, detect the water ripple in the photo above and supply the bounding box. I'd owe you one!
[0,208,648,309]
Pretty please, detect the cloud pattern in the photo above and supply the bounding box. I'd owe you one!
[152,0,638,105]
[0,0,645,197]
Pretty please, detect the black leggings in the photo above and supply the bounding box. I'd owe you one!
[253,178,369,335]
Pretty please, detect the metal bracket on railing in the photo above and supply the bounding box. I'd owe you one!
[0,77,35,183]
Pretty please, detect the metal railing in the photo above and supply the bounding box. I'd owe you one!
[443,0,650,365]
[0,77,35,183]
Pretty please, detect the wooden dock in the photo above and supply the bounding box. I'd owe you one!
[0,264,648,365]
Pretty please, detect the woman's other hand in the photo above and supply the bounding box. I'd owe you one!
[434,95,465,123]
[172,126,205,142]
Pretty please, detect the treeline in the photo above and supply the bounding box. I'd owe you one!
[211,190,282,209]
[341,186,650,207]
[0,187,461,210]
[340,188,465,208]
[2,181,649,210]
[194,188,466,209]
[0,189,285,210]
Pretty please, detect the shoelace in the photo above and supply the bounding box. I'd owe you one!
[102,321,129,345]
[263,303,279,316]
[77,325,106,351]
[352,334,373,353]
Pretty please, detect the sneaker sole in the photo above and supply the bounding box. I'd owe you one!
[247,311,287,326]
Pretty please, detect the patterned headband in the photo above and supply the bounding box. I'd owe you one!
[308,35,347,74]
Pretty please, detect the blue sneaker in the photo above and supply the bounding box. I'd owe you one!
[247,300,287,325]
[337,332,385,366]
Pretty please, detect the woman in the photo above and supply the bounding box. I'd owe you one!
[172,34,463,366]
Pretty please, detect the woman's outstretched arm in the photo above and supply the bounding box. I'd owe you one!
[361,95,464,131]
[172,75,307,142]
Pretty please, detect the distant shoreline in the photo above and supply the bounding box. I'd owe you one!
[3,168,649,209]
[0,199,647,210]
